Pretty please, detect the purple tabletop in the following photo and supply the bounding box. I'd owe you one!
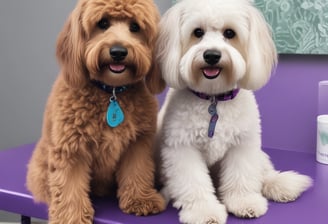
[0,143,327,224]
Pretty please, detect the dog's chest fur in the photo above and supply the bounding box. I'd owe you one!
[161,88,260,166]
[49,79,157,180]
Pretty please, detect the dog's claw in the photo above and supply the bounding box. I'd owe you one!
[120,192,166,216]
[206,218,219,224]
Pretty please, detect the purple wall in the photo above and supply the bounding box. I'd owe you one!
[255,55,328,153]
[157,55,328,154]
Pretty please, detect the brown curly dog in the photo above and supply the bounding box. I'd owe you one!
[26,0,166,223]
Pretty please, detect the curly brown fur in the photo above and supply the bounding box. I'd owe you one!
[26,0,166,223]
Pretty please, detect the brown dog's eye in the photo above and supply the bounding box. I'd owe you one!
[130,22,140,33]
[223,29,236,39]
[97,18,110,30]
[193,28,204,38]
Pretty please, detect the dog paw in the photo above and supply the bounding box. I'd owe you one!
[49,203,94,224]
[179,201,227,224]
[224,193,268,218]
[262,171,313,203]
[120,192,166,216]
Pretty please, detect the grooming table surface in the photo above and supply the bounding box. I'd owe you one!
[0,143,327,224]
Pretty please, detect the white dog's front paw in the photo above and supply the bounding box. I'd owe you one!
[179,201,227,224]
[224,193,268,218]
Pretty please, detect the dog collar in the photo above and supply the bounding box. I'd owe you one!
[190,89,240,101]
[91,79,129,128]
[90,79,129,94]
[189,88,240,138]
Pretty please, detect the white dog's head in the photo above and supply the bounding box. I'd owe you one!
[156,0,277,94]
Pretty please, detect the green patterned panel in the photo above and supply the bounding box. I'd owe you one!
[255,0,328,54]
[171,0,328,55]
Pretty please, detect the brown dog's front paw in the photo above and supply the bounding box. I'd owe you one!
[49,201,94,224]
[120,192,166,216]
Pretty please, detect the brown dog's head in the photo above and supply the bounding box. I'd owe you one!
[56,0,165,94]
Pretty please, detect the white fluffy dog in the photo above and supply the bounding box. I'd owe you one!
[156,0,312,223]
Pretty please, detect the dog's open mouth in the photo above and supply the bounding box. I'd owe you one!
[202,67,222,79]
[109,64,126,73]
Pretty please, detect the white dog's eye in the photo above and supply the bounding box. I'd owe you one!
[97,18,110,30]
[193,28,204,38]
[223,29,236,39]
[130,22,141,33]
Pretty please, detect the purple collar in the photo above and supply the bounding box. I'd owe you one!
[189,88,240,138]
[190,88,240,101]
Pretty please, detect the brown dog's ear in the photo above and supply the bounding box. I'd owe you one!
[141,1,165,95]
[145,60,166,94]
[56,4,88,88]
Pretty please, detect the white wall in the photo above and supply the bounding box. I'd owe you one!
[0,0,171,150]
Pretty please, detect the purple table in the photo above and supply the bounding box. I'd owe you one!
[0,143,327,224]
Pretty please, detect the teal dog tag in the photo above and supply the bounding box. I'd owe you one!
[107,100,124,127]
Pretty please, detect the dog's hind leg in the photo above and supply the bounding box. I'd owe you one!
[261,153,312,203]
[116,135,166,216]
[26,139,51,204]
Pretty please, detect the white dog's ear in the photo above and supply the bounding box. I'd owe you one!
[238,5,278,90]
[156,4,185,89]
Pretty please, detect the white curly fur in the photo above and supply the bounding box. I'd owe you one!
[156,0,313,223]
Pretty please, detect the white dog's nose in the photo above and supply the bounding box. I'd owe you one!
[203,50,221,65]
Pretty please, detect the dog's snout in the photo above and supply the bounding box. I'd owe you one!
[110,45,128,61]
[203,50,221,65]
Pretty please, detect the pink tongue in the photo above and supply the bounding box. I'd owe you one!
[203,68,221,77]
[109,64,125,72]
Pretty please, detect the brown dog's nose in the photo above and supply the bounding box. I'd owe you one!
[203,50,221,65]
[110,45,128,61]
